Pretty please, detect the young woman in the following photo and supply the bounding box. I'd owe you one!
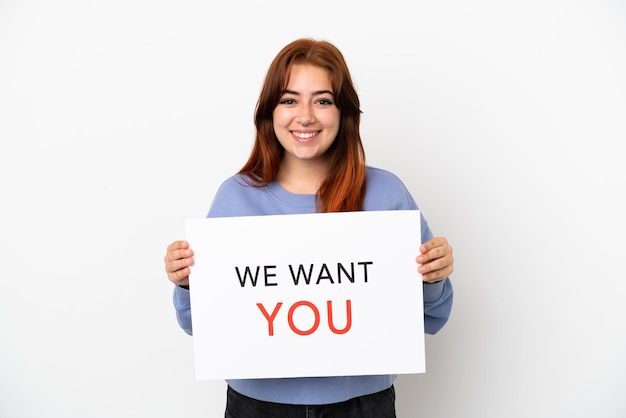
[164,38,454,418]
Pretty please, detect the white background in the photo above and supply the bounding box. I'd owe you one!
[1,1,625,417]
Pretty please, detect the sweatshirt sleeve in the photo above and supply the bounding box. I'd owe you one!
[173,285,193,335]
[420,203,454,335]
[423,278,453,334]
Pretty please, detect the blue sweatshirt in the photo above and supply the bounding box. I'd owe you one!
[173,166,453,404]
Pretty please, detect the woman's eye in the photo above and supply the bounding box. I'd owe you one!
[317,98,334,105]
[279,98,295,105]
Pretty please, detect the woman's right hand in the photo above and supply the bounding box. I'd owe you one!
[164,240,194,287]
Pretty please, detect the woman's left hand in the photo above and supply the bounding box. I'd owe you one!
[416,237,454,283]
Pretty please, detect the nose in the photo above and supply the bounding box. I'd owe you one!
[297,103,315,127]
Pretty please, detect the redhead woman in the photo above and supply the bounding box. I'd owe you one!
[164,38,454,418]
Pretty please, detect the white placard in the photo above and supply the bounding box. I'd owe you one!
[186,210,424,380]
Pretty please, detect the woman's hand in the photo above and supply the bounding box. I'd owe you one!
[164,240,194,287]
[416,237,454,283]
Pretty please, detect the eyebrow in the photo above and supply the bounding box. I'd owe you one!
[282,89,335,96]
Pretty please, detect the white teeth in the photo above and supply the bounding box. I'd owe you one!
[294,132,316,139]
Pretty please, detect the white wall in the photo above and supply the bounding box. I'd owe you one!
[1,1,625,417]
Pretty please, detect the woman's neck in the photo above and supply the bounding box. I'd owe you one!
[276,159,328,195]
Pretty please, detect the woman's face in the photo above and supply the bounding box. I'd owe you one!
[273,64,340,168]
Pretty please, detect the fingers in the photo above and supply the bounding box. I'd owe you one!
[168,267,191,287]
[164,241,190,266]
[418,237,448,257]
[415,237,454,283]
[164,240,194,286]
[419,254,454,283]
[167,239,189,253]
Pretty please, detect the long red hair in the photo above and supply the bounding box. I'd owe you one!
[238,38,367,212]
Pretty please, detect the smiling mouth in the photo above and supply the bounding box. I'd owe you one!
[293,131,318,140]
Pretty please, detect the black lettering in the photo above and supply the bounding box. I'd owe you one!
[235,266,261,287]
[337,262,355,284]
[316,263,334,284]
[289,264,314,285]
[358,261,373,283]
[264,265,278,286]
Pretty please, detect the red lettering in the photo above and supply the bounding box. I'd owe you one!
[258,300,353,336]
[256,302,283,336]
[287,301,321,336]
[327,300,352,334]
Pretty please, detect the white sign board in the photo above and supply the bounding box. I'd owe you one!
[186,210,424,380]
